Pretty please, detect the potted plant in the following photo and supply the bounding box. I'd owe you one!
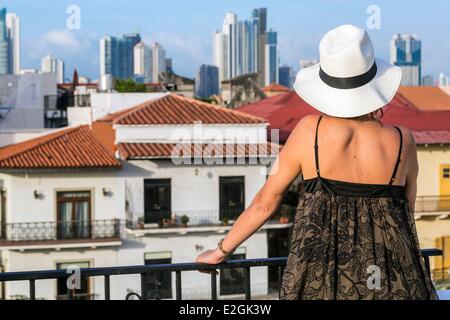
[137,217,145,229]
[221,217,230,226]
[180,215,190,228]
[279,212,290,224]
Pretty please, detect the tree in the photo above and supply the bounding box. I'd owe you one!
[115,79,147,93]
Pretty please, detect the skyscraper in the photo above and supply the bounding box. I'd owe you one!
[41,54,65,83]
[213,31,226,82]
[222,12,238,80]
[390,34,421,86]
[279,65,293,89]
[212,8,274,86]
[265,30,279,86]
[439,72,449,86]
[0,8,9,76]
[99,33,141,80]
[195,65,219,98]
[6,12,20,75]
[152,42,166,83]
[134,42,152,83]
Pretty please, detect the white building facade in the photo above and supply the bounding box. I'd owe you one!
[0,94,287,300]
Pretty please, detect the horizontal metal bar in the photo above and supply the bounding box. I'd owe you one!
[0,257,287,282]
[0,249,442,283]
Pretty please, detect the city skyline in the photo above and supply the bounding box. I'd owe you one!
[1,0,450,80]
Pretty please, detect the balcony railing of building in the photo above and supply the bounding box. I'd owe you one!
[0,220,121,244]
[127,209,294,230]
[0,249,442,300]
[415,195,450,214]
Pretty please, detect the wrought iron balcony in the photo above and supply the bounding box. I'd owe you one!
[126,210,293,230]
[0,220,121,245]
[0,249,442,300]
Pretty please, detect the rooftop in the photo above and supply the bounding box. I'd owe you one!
[237,90,450,145]
[263,83,290,93]
[0,126,121,170]
[398,86,450,111]
[102,94,267,125]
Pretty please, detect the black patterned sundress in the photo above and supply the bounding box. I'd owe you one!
[280,116,438,300]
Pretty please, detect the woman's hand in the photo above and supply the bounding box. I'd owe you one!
[195,249,227,274]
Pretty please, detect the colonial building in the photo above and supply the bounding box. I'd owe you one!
[0,93,286,300]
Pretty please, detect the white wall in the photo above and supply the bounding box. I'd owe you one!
[3,230,269,300]
[115,124,268,144]
[3,248,120,300]
[123,161,268,224]
[0,171,125,224]
[116,230,269,300]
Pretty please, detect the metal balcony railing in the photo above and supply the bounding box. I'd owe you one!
[0,249,442,300]
[0,220,121,243]
[415,195,450,213]
[127,210,292,230]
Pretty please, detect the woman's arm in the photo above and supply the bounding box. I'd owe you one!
[405,129,419,214]
[195,115,316,266]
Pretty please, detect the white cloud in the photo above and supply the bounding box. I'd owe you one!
[143,32,211,76]
[42,30,81,48]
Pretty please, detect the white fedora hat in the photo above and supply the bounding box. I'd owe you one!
[294,24,402,118]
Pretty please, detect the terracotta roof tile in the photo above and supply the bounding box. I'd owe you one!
[263,84,290,93]
[0,126,121,170]
[237,90,450,145]
[117,143,280,160]
[398,86,450,111]
[108,94,267,125]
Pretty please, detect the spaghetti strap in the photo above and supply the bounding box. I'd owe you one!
[314,116,324,178]
[389,126,403,185]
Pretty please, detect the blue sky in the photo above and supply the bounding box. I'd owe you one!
[2,0,450,80]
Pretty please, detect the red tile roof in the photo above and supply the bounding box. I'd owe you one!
[104,94,267,125]
[0,126,121,170]
[398,86,450,111]
[237,90,450,145]
[263,84,290,93]
[117,143,280,160]
[99,94,267,125]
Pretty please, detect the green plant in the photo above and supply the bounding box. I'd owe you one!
[221,217,230,226]
[115,79,147,93]
[180,215,190,226]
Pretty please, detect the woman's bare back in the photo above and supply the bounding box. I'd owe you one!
[298,114,415,187]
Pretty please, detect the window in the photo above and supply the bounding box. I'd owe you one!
[56,262,91,300]
[220,248,246,296]
[443,168,450,179]
[219,177,245,221]
[0,189,6,240]
[144,180,171,224]
[143,252,172,299]
[57,191,91,240]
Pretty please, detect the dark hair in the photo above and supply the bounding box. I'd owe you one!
[369,108,384,120]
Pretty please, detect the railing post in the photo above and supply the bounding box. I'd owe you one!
[244,267,251,300]
[176,271,182,300]
[140,273,147,300]
[104,275,110,300]
[29,279,35,300]
[211,272,217,300]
